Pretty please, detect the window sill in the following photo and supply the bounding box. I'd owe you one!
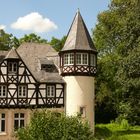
[8,73,17,75]
[0,132,7,135]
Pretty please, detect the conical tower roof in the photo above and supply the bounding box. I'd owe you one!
[5,47,20,59]
[61,10,96,52]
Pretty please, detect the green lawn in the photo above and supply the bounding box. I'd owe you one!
[95,124,140,140]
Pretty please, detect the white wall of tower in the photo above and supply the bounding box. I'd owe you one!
[64,76,95,126]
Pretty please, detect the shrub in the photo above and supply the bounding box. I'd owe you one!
[16,110,95,140]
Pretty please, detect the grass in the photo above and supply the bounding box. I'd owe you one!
[95,123,140,140]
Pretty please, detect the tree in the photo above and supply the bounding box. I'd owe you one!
[49,36,66,51]
[93,0,140,124]
[0,29,20,50]
[16,110,95,140]
[19,33,48,44]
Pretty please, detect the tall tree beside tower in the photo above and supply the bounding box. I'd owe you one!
[94,0,140,124]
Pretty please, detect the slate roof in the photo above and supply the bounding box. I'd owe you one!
[61,10,97,52]
[17,43,64,83]
[0,43,64,83]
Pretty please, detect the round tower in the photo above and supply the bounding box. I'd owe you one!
[59,10,97,128]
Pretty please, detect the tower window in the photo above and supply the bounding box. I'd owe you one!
[0,113,5,132]
[90,54,96,66]
[76,53,88,65]
[18,85,27,98]
[14,113,25,130]
[76,53,81,64]
[0,85,7,98]
[64,53,74,65]
[80,106,86,117]
[47,85,55,97]
[82,53,88,65]
[8,61,17,74]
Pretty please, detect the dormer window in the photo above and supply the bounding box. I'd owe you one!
[64,53,74,65]
[76,53,88,65]
[41,64,58,72]
[8,61,17,74]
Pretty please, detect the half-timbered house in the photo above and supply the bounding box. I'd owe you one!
[0,10,97,140]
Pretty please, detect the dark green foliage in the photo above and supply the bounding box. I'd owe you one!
[0,29,20,50]
[94,0,140,124]
[16,110,95,140]
[19,33,48,44]
[49,36,66,51]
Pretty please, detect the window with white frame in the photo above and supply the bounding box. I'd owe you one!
[47,85,55,97]
[8,62,17,74]
[18,85,27,98]
[0,113,5,132]
[14,113,24,130]
[0,85,7,98]
[82,53,88,65]
[90,54,96,66]
[76,53,88,65]
[64,53,74,65]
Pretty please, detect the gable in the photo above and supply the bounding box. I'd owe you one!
[17,43,64,83]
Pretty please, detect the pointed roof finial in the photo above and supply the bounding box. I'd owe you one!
[77,8,80,13]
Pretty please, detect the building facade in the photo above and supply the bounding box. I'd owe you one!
[0,11,97,140]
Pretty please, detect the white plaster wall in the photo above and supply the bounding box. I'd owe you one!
[64,76,95,127]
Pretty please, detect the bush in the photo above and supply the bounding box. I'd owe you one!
[16,110,95,140]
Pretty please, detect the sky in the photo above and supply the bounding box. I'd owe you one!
[0,0,110,41]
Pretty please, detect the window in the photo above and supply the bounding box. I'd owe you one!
[18,85,27,98]
[0,85,7,97]
[80,107,86,117]
[41,64,58,72]
[82,53,88,65]
[47,85,55,97]
[0,113,5,132]
[8,62,17,74]
[90,54,96,66]
[64,53,74,65]
[76,53,88,65]
[64,54,68,65]
[69,53,74,64]
[14,113,24,130]
[76,53,81,64]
